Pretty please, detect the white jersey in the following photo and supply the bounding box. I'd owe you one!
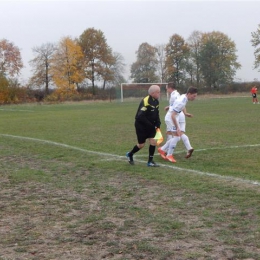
[165,91,187,122]
[165,90,180,121]
[172,94,188,114]
[169,90,180,106]
[165,94,188,132]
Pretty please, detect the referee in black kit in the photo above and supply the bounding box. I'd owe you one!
[126,84,161,167]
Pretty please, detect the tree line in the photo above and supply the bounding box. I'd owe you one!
[1,25,260,104]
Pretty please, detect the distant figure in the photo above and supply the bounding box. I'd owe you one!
[251,86,259,104]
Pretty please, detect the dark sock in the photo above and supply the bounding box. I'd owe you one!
[148,145,155,162]
[130,145,140,155]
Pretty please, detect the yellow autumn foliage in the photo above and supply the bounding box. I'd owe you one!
[51,37,85,91]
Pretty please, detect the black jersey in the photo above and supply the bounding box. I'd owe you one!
[135,95,161,131]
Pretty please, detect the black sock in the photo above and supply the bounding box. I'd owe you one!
[130,145,140,155]
[148,145,155,162]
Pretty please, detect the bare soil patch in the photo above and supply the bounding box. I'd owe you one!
[0,152,259,259]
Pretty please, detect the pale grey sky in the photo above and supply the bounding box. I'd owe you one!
[1,0,260,83]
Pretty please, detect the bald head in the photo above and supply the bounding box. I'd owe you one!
[148,85,160,99]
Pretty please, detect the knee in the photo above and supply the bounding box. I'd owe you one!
[150,139,157,146]
[175,136,181,142]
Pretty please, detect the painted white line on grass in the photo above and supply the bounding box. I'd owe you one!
[1,133,260,187]
[159,163,260,186]
[133,144,260,158]
[0,109,34,112]
[192,144,260,152]
[208,96,249,99]
[0,134,120,158]
[124,157,260,187]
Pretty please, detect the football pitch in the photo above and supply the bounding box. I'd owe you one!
[0,95,260,259]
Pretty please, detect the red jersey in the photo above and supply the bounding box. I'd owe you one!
[251,87,257,94]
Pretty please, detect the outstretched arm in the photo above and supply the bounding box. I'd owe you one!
[183,107,193,118]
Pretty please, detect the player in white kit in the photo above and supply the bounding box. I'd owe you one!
[158,85,197,163]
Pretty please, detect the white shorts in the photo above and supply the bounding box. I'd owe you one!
[165,111,186,133]
[179,111,185,123]
[165,120,186,133]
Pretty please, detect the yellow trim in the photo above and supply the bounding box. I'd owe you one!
[143,96,149,106]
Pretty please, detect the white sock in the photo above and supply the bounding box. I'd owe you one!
[166,134,172,142]
[161,135,172,152]
[167,136,180,156]
[161,138,170,151]
[181,134,192,151]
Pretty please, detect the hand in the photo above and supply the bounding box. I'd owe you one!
[185,113,193,118]
[176,128,182,136]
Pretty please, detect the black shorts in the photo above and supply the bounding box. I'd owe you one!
[135,122,156,144]
[252,93,257,98]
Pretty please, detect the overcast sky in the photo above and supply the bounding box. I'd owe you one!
[1,0,260,84]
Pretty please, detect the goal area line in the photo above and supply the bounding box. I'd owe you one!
[120,83,168,102]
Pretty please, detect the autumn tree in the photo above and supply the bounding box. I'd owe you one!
[29,43,56,94]
[130,42,159,83]
[199,31,241,88]
[251,24,260,71]
[104,52,126,88]
[51,37,85,94]
[78,28,114,94]
[0,39,23,78]
[165,34,190,86]
[155,44,167,83]
[0,73,9,103]
[186,31,203,87]
[100,47,116,89]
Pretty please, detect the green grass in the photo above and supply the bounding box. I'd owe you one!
[0,95,260,259]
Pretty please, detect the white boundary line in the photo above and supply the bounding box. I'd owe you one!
[0,109,34,112]
[1,133,260,187]
[0,134,121,158]
[136,143,260,157]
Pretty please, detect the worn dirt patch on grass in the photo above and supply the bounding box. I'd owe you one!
[0,154,260,260]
